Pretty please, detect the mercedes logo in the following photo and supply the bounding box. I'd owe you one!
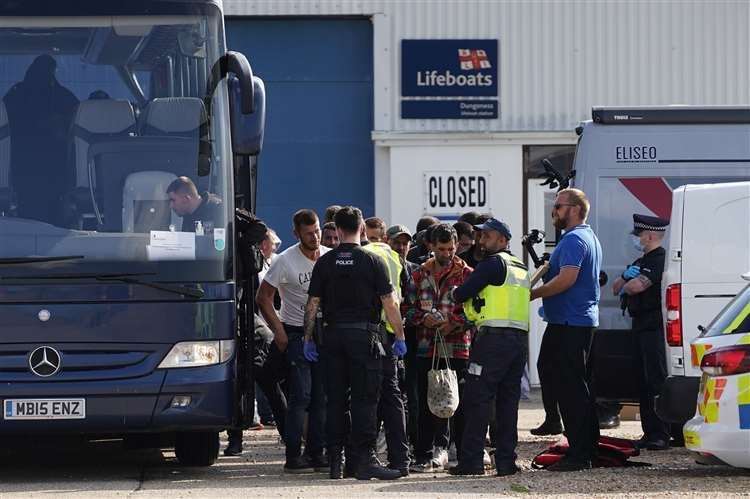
[28,346,61,377]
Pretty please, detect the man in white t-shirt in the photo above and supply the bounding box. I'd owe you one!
[257,209,329,473]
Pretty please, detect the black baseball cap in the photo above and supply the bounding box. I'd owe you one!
[474,218,512,239]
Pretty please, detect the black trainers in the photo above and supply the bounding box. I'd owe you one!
[284,456,315,474]
[598,414,620,429]
[389,465,410,477]
[495,464,521,477]
[530,421,563,436]
[644,439,670,451]
[356,454,402,481]
[223,440,243,456]
[308,454,329,471]
[447,464,486,476]
[546,458,592,472]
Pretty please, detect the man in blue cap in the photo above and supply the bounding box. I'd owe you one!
[448,218,530,476]
[612,213,671,450]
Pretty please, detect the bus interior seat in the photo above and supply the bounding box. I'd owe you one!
[140,97,207,138]
[139,96,211,192]
[68,99,136,227]
[0,101,12,216]
[122,171,180,233]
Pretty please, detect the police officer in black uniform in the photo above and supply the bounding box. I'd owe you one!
[612,214,671,450]
[302,206,407,480]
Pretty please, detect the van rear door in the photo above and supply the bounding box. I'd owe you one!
[679,182,750,376]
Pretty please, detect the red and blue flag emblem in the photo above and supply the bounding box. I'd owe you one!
[458,49,491,70]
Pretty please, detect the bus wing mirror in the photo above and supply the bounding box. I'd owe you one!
[229,76,266,156]
[207,51,255,114]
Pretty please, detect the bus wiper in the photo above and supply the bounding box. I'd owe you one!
[3,272,205,299]
[97,275,205,299]
[0,256,85,265]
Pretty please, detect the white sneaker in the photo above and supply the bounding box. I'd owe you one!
[430,447,449,471]
[483,449,492,469]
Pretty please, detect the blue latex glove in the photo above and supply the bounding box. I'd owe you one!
[392,338,407,358]
[623,265,641,280]
[537,306,545,319]
[303,339,319,362]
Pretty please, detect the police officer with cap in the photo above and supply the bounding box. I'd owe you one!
[302,206,407,480]
[612,213,671,450]
[448,218,530,477]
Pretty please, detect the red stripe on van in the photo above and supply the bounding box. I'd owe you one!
[619,178,673,219]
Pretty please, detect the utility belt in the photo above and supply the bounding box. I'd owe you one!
[327,322,387,359]
[328,321,381,332]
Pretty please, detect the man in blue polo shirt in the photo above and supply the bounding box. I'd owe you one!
[530,188,602,471]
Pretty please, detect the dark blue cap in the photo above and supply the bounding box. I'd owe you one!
[474,218,512,239]
[631,213,669,234]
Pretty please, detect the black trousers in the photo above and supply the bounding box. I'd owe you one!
[544,323,599,462]
[255,346,288,438]
[460,327,527,470]
[377,335,410,467]
[633,327,670,441]
[415,356,468,461]
[537,327,562,426]
[325,326,382,461]
[227,346,288,444]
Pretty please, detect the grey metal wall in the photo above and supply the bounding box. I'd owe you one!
[224,0,750,132]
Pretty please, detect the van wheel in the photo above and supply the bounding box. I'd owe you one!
[174,431,219,466]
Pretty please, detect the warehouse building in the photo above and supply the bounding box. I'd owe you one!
[224,0,749,382]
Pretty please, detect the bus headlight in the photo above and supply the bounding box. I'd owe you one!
[158,340,235,369]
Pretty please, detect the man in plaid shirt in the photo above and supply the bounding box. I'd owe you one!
[405,223,473,472]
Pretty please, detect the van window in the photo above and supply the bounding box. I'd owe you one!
[702,284,750,337]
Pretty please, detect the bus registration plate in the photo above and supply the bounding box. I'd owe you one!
[4,399,86,420]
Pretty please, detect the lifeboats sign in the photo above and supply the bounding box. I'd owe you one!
[423,171,490,215]
[401,39,499,119]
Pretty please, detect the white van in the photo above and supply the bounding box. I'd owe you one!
[655,182,750,423]
[568,106,750,403]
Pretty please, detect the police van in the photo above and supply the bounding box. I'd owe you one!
[568,107,750,407]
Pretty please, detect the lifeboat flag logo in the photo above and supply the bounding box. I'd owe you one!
[458,49,491,70]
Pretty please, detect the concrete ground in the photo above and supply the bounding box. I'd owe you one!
[1,391,749,498]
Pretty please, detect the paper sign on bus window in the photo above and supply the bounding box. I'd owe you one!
[147,230,196,260]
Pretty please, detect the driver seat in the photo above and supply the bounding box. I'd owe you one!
[122,171,181,233]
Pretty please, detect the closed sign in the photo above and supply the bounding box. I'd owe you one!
[424,171,489,215]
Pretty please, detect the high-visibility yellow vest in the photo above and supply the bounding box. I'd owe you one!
[363,242,403,333]
[464,252,531,331]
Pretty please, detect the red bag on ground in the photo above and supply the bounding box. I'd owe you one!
[532,435,646,469]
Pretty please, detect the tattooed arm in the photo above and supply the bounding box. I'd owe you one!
[303,296,321,342]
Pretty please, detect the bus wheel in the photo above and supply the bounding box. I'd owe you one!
[175,431,219,466]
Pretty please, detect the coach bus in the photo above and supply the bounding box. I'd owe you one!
[0,0,264,465]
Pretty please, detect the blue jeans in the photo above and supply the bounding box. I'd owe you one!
[284,325,326,461]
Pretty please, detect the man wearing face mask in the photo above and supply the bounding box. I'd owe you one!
[612,214,671,451]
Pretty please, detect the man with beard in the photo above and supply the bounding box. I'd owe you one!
[449,218,529,477]
[406,224,473,472]
[458,213,490,269]
[256,209,329,472]
[530,188,602,471]
[322,221,340,249]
